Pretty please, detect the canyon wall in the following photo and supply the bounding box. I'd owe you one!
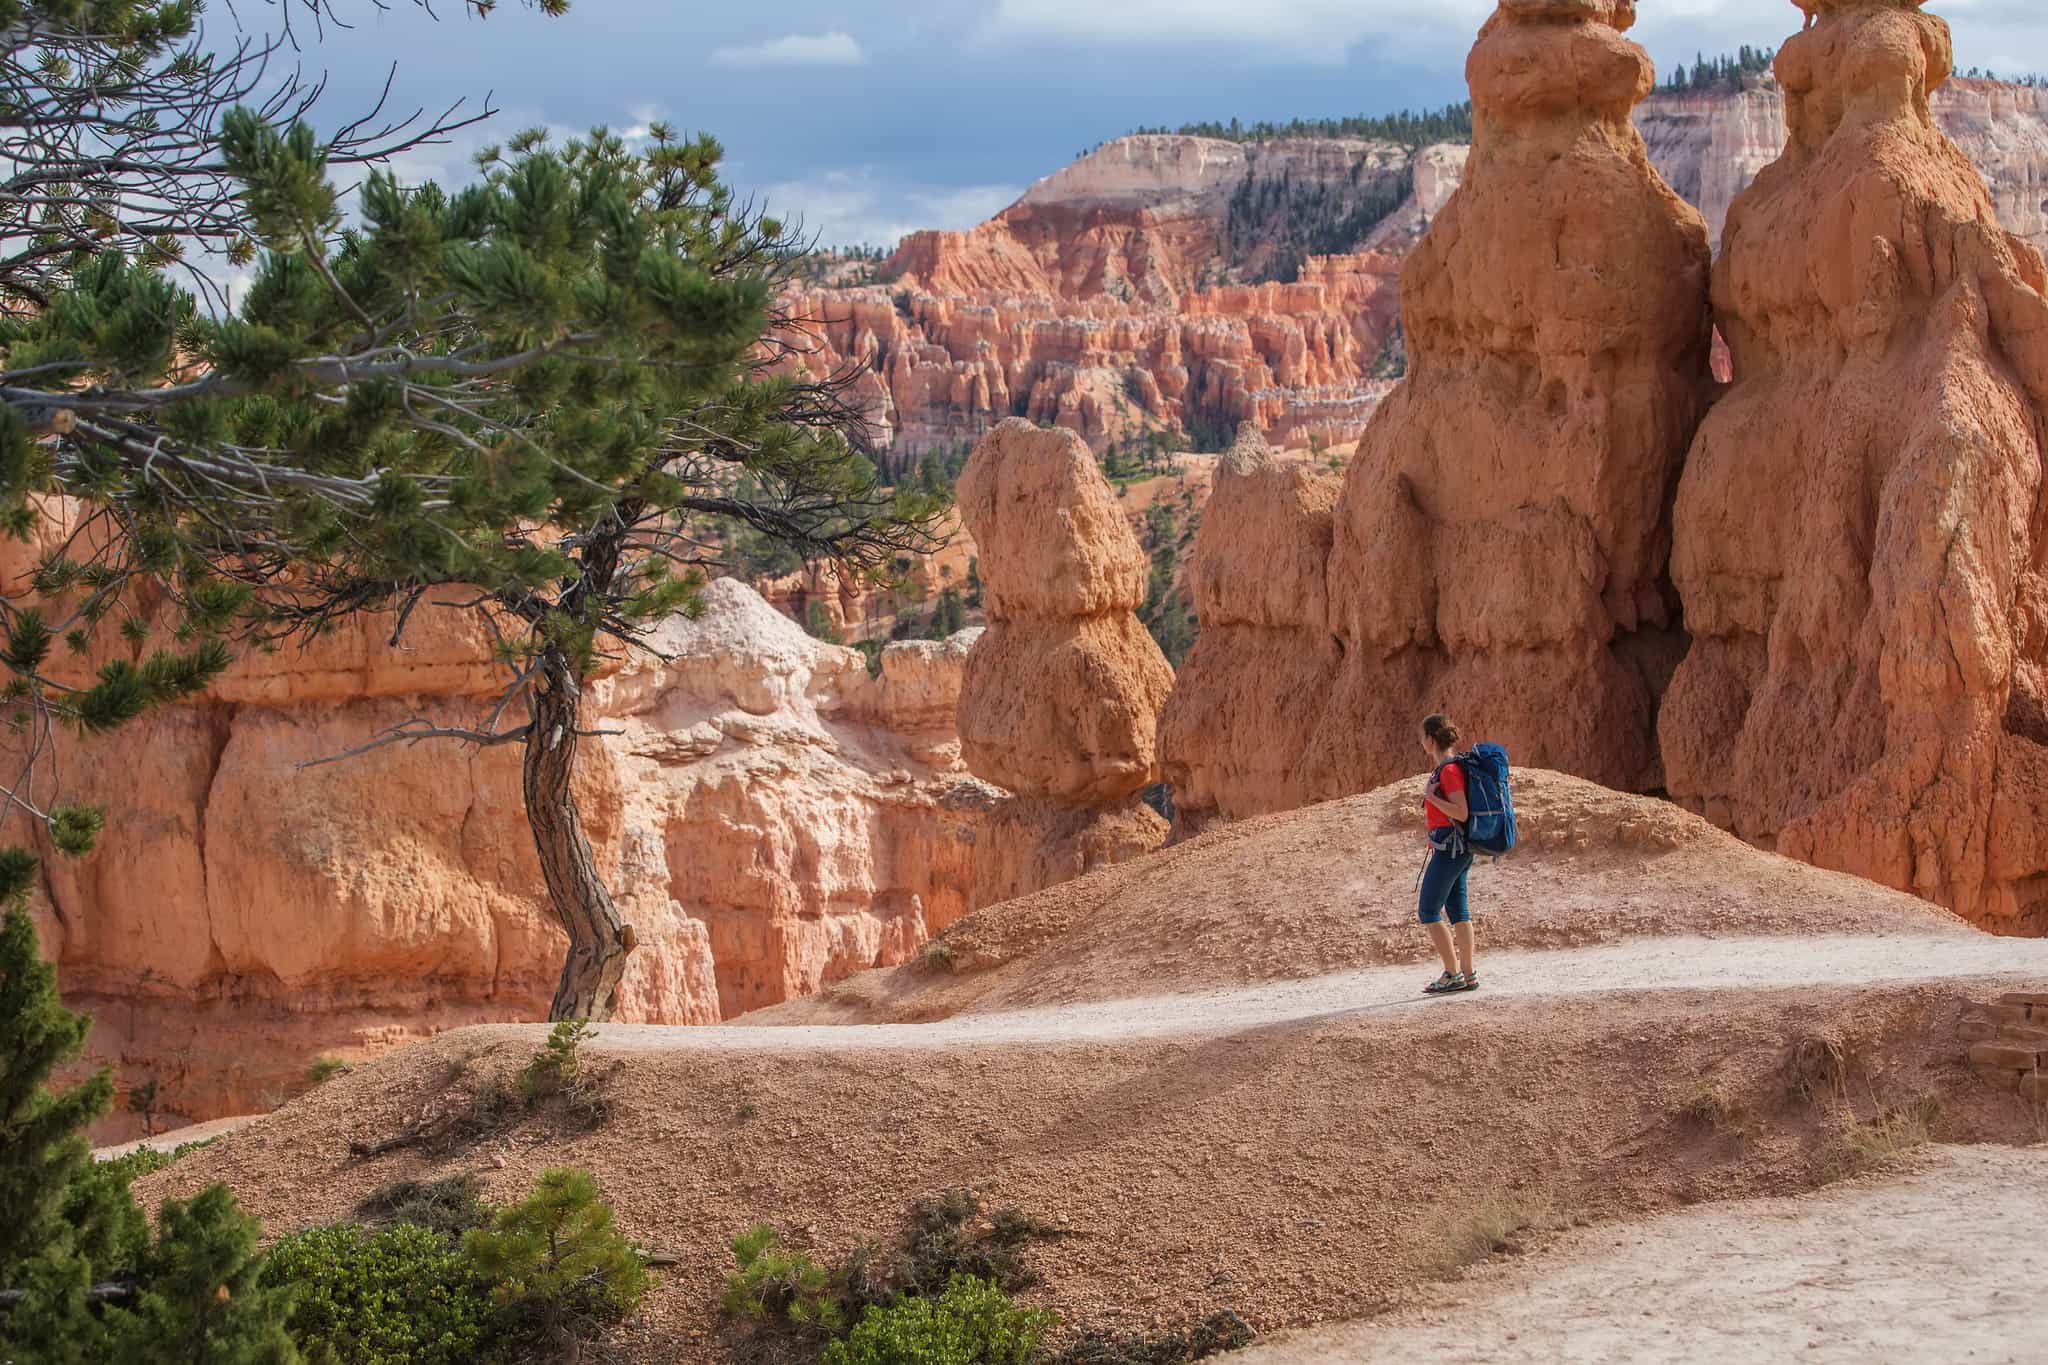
[794,76,2046,464]
[1661,0,2048,933]
[14,574,989,1133]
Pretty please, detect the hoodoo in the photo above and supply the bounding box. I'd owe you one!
[954,420,1176,905]
[1163,0,1714,814]
[1662,0,2048,931]
[1159,423,1342,830]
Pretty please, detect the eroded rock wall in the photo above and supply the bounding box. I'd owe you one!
[789,71,2045,466]
[14,575,988,1132]
[1662,0,2048,931]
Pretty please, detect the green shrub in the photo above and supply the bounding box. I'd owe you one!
[355,1174,490,1240]
[825,1275,1051,1365]
[462,1167,647,1348]
[723,1222,844,1336]
[264,1222,493,1365]
[307,1056,351,1085]
[117,1184,302,1362]
[520,1019,591,1101]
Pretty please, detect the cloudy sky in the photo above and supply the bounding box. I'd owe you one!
[251,0,2047,250]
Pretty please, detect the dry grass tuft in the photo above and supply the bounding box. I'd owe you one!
[1784,1033,1849,1106]
[1676,1081,1734,1131]
[1819,1096,1936,1181]
[1420,1187,1554,1275]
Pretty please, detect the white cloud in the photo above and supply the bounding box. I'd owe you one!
[744,169,1020,252]
[982,0,1488,66]
[979,0,2048,76]
[711,31,866,68]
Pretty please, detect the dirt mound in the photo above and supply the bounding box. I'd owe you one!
[761,769,1965,1026]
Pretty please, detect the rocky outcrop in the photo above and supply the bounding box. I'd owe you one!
[1158,424,1341,830]
[14,575,988,1133]
[954,420,1173,906]
[1662,0,2048,932]
[1289,0,1712,797]
[782,251,1405,460]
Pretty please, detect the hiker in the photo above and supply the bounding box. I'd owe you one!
[1419,712,1479,995]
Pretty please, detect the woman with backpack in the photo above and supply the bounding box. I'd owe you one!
[1418,712,1480,995]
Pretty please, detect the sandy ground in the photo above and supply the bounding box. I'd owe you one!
[93,1113,263,1161]
[141,938,2048,1362]
[1231,1144,2048,1364]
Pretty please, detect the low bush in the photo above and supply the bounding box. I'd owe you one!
[1421,1187,1554,1274]
[463,1167,647,1349]
[1051,1310,1257,1364]
[355,1174,491,1240]
[724,1223,845,1336]
[307,1056,352,1085]
[1820,1097,1936,1180]
[264,1222,495,1365]
[825,1275,1051,1365]
[520,1020,591,1101]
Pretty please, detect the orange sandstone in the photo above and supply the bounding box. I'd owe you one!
[1662,0,2048,931]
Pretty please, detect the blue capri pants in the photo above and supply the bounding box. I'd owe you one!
[1418,846,1475,926]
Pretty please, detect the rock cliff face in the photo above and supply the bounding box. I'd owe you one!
[954,420,1173,906]
[793,72,2045,464]
[1640,74,2048,253]
[16,576,988,1132]
[1661,0,2048,932]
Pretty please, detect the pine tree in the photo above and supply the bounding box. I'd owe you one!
[0,0,575,951]
[8,115,944,1018]
[0,902,299,1360]
[111,1186,299,1363]
[0,902,114,1278]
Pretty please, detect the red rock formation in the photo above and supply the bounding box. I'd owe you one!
[781,252,1404,460]
[1159,424,1342,830]
[1296,0,1713,796]
[1662,0,2048,931]
[11,574,989,1133]
[954,420,1173,905]
[784,72,2043,466]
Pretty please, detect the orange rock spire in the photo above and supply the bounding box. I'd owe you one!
[1662,0,2048,928]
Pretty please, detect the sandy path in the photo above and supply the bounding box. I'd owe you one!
[92,1114,265,1161]
[651,933,2048,1052]
[1230,1144,2048,1364]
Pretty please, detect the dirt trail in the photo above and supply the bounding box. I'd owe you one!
[1230,1144,2048,1364]
[660,933,2045,1051]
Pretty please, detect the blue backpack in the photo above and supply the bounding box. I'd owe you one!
[1452,743,1518,856]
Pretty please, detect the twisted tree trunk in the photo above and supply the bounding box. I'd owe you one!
[524,648,634,1020]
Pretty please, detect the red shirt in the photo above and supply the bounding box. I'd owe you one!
[1425,761,1465,831]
